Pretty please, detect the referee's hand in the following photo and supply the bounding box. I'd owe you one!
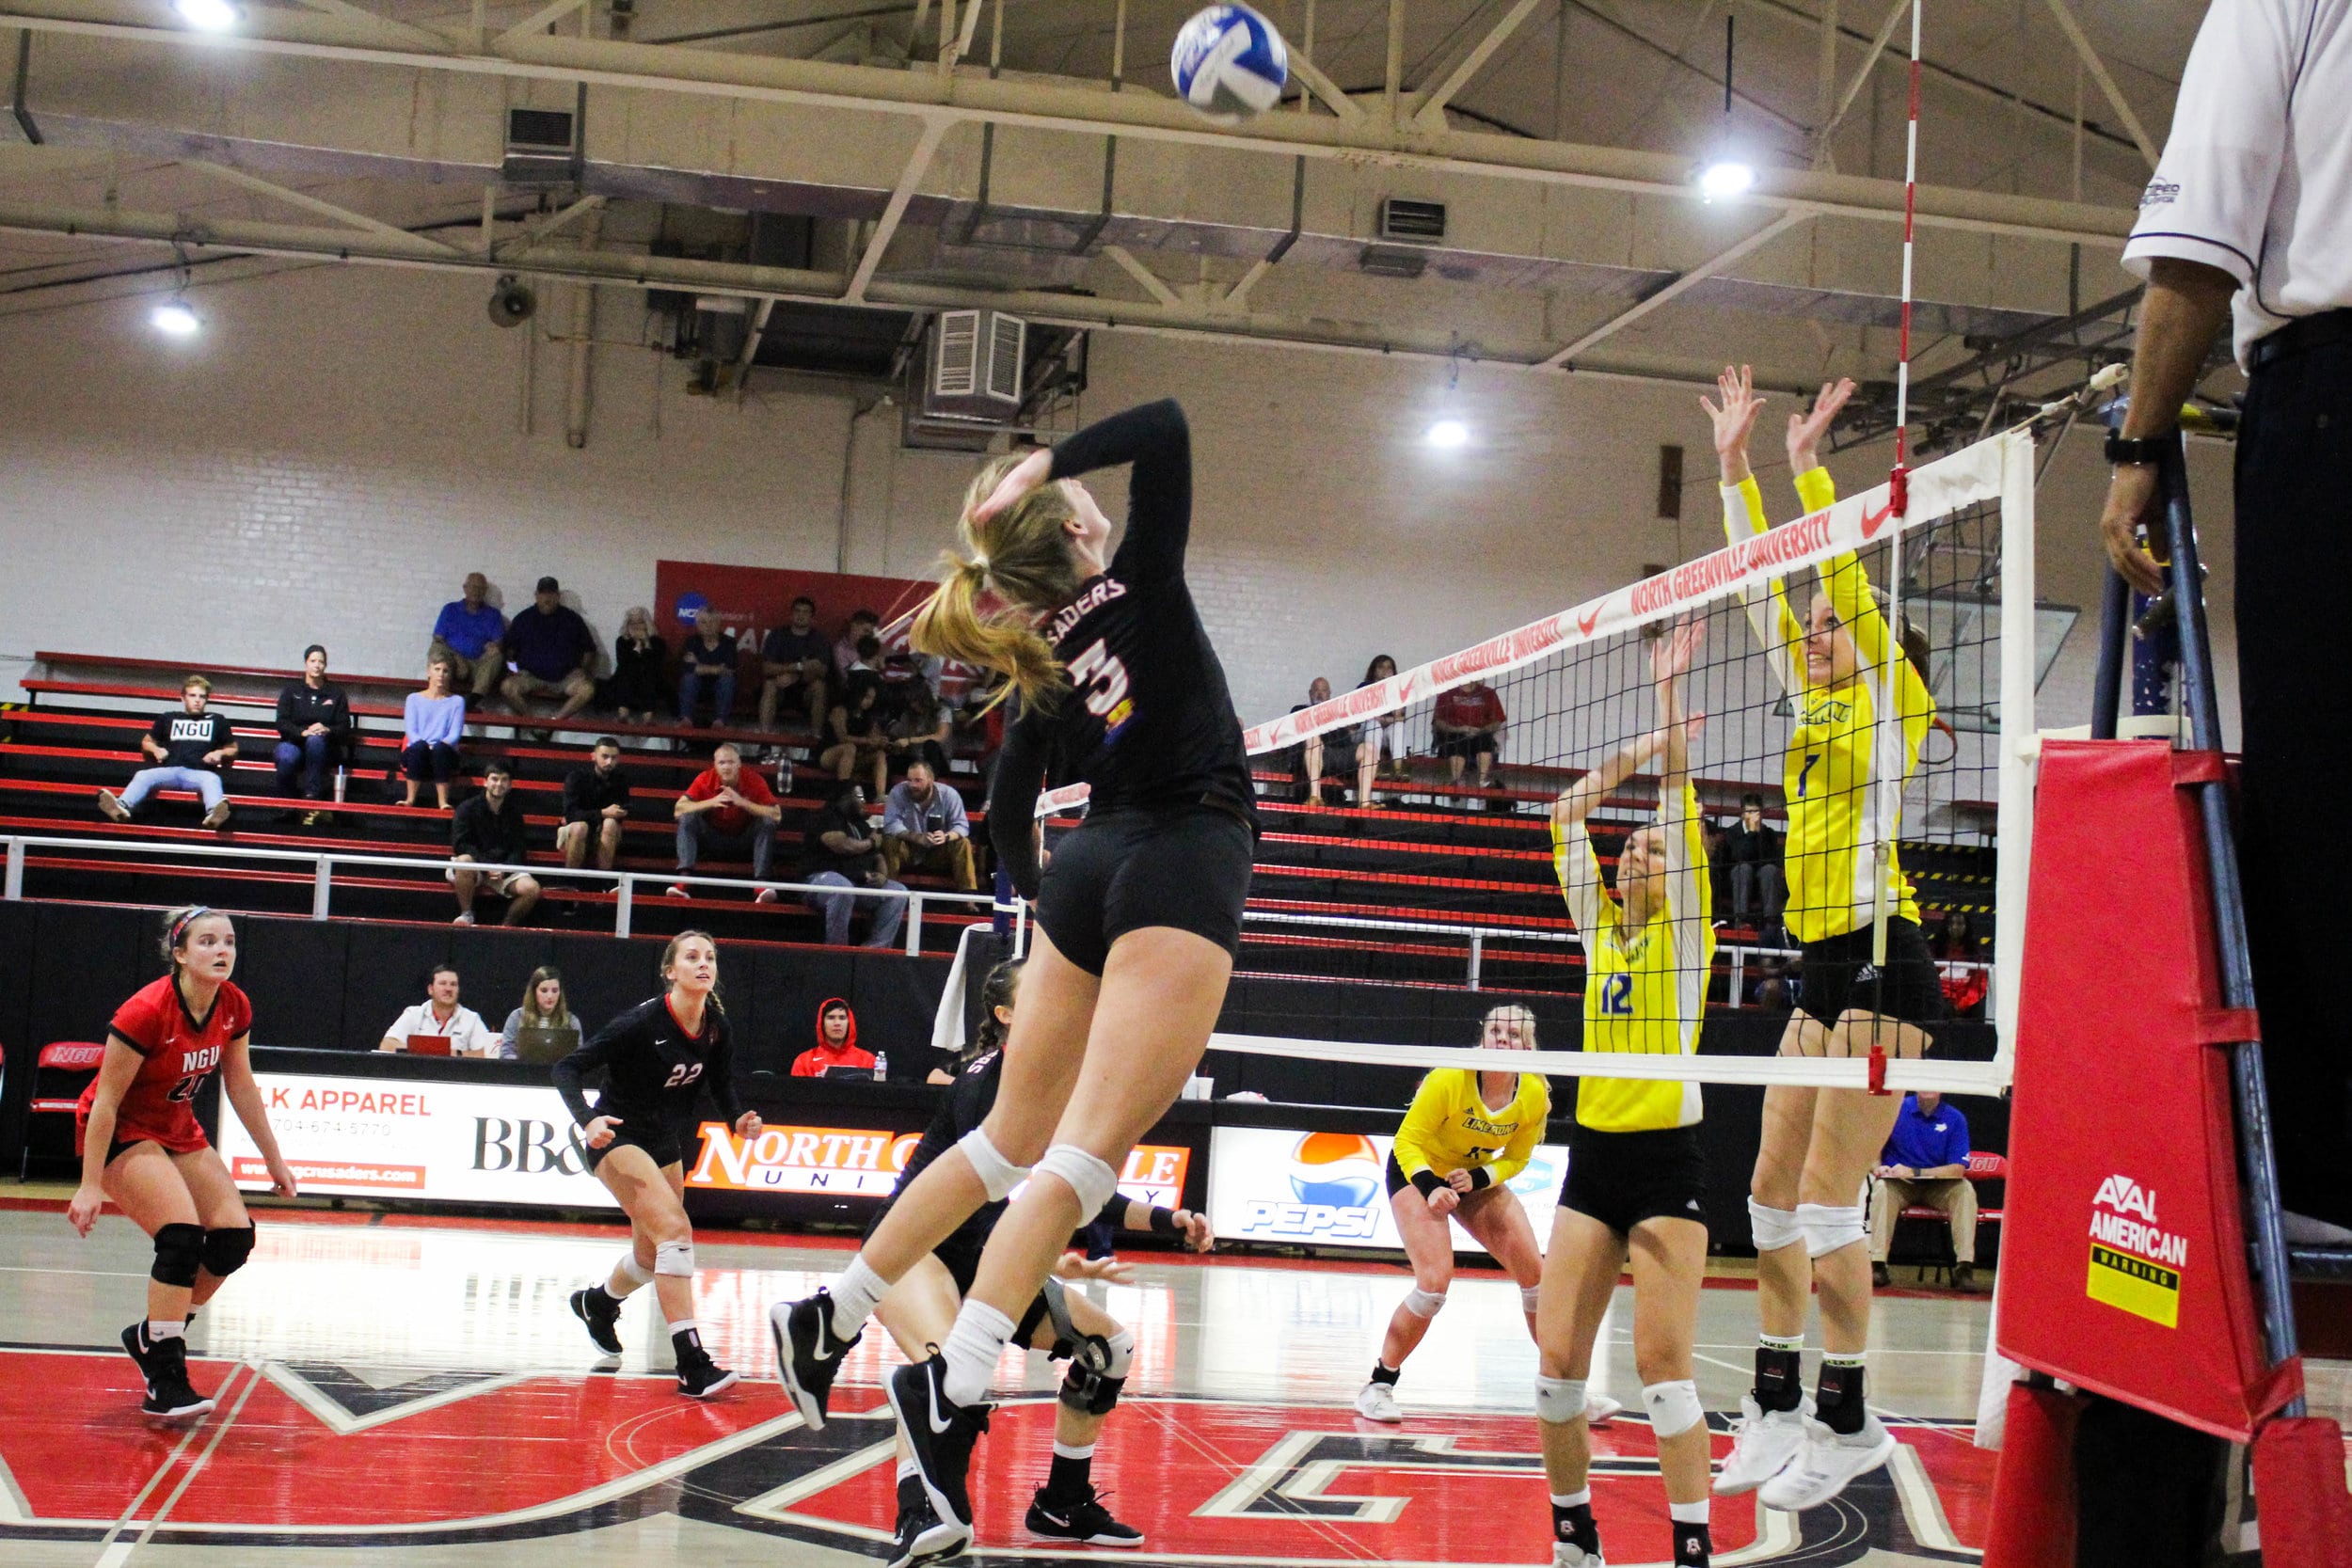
[2099,464,2169,596]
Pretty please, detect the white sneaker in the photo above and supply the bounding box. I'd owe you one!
[1712,1393,1812,1496]
[1757,1412,1895,1512]
[453,911,475,927]
[1353,1381,1403,1422]
[1583,1393,1624,1426]
[1552,1540,1606,1567]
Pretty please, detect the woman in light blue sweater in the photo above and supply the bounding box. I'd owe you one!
[403,657,469,809]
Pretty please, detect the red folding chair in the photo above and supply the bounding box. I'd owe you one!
[22,1041,105,1179]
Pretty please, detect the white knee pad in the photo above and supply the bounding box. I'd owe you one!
[1534,1375,1587,1425]
[1799,1202,1867,1259]
[958,1125,1029,1201]
[1643,1379,1704,1439]
[614,1252,654,1288]
[1033,1144,1119,1216]
[1103,1326,1135,1379]
[1402,1286,1449,1319]
[654,1238,695,1277]
[1520,1286,1542,1314]
[1748,1197,1804,1253]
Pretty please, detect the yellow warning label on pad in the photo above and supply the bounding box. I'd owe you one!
[2086,1243,2181,1329]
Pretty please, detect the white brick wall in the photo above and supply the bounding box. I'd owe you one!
[0,263,2234,749]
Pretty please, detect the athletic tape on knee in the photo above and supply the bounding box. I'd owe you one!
[1747,1198,1804,1253]
[654,1238,696,1277]
[1643,1379,1704,1439]
[151,1223,204,1289]
[958,1125,1028,1201]
[199,1225,256,1278]
[1402,1286,1449,1319]
[615,1252,655,1289]
[1798,1202,1867,1259]
[1534,1375,1587,1425]
[1520,1285,1542,1314]
[1032,1144,1118,1216]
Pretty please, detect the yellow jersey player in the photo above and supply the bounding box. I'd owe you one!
[1535,617,1719,1568]
[1357,1006,1621,1429]
[1703,366,1945,1513]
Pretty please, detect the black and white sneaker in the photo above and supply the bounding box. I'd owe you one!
[770,1291,860,1431]
[887,1497,966,1568]
[120,1321,155,1380]
[1026,1482,1145,1546]
[136,1332,215,1422]
[570,1287,624,1355]
[675,1345,740,1400]
[886,1354,991,1538]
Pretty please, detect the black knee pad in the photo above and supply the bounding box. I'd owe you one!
[1057,1334,1123,1416]
[200,1225,256,1278]
[151,1223,204,1288]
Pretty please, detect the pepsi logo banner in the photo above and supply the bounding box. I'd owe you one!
[1206,1127,1567,1251]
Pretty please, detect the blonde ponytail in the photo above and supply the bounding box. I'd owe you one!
[910,451,1086,713]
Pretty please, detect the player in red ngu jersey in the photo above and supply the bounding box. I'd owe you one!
[67,906,297,1421]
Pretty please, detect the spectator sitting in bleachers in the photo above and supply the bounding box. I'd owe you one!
[676,606,739,730]
[886,681,952,778]
[98,673,238,831]
[429,572,506,703]
[882,758,976,891]
[499,576,596,728]
[450,761,541,927]
[378,964,500,1057]
[1936,911,1988,1021]
[501,966,584,1062]
[833,608,881,681]
[1721,792,1787,942]
[802,780,906,948]
[558,737,630,874]
[821,671,890,800]
[608,607,666,724]
[273,643,351,824]
[791,997,876,1076]
[1868,1089,1981,1291]
[669,742,781,900]
[1295,675,1334,805]
[758,595,833,735]
[1431,677,1506,803]
[1355,654,1406,808]
[402,658,467,810]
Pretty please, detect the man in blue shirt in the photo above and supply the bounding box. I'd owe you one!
[429,572,506,701]
[499,576,597,726]
[1867,1090,1982,1291]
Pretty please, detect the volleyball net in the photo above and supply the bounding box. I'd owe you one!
[1171,429,2039,1098]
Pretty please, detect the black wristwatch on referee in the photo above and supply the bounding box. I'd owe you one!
[2105,430,2174,468]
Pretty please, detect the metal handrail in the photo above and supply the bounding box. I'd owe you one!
[0,832,992,957]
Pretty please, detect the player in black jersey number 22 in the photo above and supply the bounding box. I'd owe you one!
[552,930,761,1397]
[771,400,1258,1550]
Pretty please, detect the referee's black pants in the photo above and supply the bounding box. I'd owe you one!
[2234,323,2352,1233]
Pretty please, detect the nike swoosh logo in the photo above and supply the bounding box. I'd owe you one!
[1861,499,1896,539]
[1038,1510,1069,1527]
[926,1374,955,1433]
[1577,598,1607,636]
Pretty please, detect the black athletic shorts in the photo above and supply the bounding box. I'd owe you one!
[1559,1124,1708,1237]
[1433,733,1495,761]
[584,1115,686,1173]
[1795,917,1948,1028]
[1036,802,1255,975]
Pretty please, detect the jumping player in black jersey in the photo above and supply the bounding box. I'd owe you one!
[771,398,1256,1544]
[553,930,761,1398]
[875,958,1213,1566]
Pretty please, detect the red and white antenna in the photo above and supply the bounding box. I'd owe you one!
[1890,0,1922,517]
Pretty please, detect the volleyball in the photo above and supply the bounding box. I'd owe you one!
[1169,5,1290,124]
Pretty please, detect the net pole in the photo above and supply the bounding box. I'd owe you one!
[1991,432,2037,1066]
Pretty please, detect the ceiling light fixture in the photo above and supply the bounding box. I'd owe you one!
[1426,420,1469,449]
[1698,160,1757,200]
[174,0,241,32]
[151,298,201,338]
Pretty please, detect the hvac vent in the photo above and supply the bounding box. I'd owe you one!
[503,107,577,185]
[929,309,1025,415]
[1378,198,1446,243]
[1358,245,1429,280]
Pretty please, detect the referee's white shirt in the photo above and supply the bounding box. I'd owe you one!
[2123,0,2352,368]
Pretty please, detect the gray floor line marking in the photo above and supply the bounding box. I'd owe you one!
[87,1361,245,1568]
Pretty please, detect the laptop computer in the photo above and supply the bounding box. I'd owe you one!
[509,1026,580,1065]
[405,1034,453,1057]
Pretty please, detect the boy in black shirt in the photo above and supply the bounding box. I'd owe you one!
[451,763,541,927]
[801,781,906,948]
[558,737,632,872]
[100,674,238,830]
